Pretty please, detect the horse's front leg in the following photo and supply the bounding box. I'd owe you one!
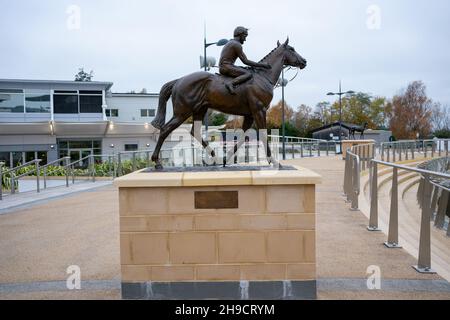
[252,108,281,168]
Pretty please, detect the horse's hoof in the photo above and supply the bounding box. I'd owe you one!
[154,163,163,170]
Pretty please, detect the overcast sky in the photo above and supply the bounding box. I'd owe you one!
[1,0,449,110]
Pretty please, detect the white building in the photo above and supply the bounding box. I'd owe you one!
[0,78,182,168]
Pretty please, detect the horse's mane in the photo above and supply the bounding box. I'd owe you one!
[259,45,281,63]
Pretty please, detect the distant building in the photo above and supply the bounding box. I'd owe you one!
[0,78,181,168]
[311,122,392,144]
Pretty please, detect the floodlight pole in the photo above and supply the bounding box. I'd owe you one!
[203,30,228,141]
[327,81,355,154]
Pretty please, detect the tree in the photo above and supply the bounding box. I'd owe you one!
[209,112,228,126]
[140,88,148,94]
[388,81,433,139]
[267,100,294,128]
[314,102,331,125]
[74,68,94,82]
[293,104,313,137]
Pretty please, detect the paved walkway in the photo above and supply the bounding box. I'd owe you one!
[0,157,449,299]
[0,180,113,214]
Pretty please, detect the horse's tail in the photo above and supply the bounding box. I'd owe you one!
[151,79,179,130]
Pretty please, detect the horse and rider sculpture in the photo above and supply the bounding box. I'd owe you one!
[151,26,307,169]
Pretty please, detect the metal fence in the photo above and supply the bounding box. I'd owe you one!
[343,142,450,274]
[381,139,450,162]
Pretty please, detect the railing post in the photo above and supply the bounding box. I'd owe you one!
[350,155,360,211]
[438,140,442,157]
[444,140,450,159]
[343,154,350,198]
[381,144,385,161]
[309,143,312,157]
[413,175,436,273]
[147,151,151,169]
[424,141,428,158]
[435,189,448,229]
[118,153,122,177]
[300,143,304,158]
[43,167,47,190]
[132,152,136,172]
[387,146,391,162]
[393,144,396,162]
[431,141,435,158]
[0,163,3,200]
[65,158,69,187]
[399,143,403,162]
[405,143,409,160]
[368,161,381,231]
[291,143,295,159]
[430,186,440,219]
[108,155,113,178]
[326,142,329,156]
[36,160,40,193]
[91,156,96,183]
[317,143,321,157]
[11,170,16,194]
[385,167,401,247]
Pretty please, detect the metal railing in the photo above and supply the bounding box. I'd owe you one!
[41,157,71,189]
[381,139,450,162]
[0,159,42,200]
[343,142,450,274]
[343,149,361,211]
[114,139,339,176]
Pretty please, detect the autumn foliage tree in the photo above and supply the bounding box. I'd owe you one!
[388,81,433,139]
[267,100,294,128]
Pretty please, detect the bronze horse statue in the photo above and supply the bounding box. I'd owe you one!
[151,38,307,169]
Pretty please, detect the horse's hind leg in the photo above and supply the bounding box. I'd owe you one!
[191,110,217,162]
[151,114,190,169]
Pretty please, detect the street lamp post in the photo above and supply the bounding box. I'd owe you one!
[202,35,228,140]
[327,81,355,154]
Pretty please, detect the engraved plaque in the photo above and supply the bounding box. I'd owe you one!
[194,191,239,209]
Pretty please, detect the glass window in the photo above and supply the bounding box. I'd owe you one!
[25,90,51,113]
[58,140,68,149]
[80,95,102,113]
[12,152,24,167]
[0,152,10,168]
[124,144,138,151]
[105,109,119,117]
[37,151,47,165]
[25,152,36,163]
[0,92,24,113]
[141,109,155,117]
[79,90,102,95]
[59,150,69,158]
[54,94,78,114]
[69,141,93,149]
[93,140,102,148]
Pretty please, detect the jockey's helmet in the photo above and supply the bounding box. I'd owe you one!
[234,26,249,37]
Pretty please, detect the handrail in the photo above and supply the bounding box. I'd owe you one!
[41,156,71,169]
[373,159,450,180]
[64,155,91,168]
[2,159,42,175]
[0,159,42,198]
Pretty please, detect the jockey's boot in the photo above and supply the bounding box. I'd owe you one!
[225,82,236,95]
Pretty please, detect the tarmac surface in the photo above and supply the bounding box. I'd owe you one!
[0,156,449,299]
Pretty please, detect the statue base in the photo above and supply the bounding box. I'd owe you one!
[114,165,321,300]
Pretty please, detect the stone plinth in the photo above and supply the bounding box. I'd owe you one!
[113,165,321,300]
[341,139,375,160]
